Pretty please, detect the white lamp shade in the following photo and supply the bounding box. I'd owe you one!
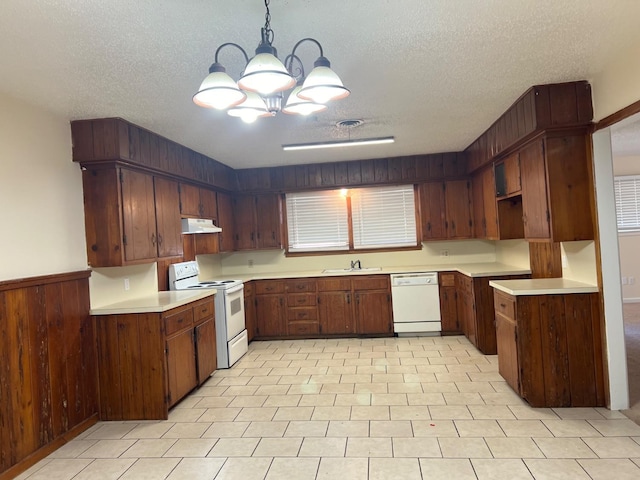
[227,91,272,123]
[282,85,328,115]
[238,53,296,95]
[298,66,350,104]
[193,70,247,109]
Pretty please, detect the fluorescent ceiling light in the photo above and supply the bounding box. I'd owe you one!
[283,136,395,151]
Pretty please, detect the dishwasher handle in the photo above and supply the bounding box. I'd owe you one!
[390,272,439,286]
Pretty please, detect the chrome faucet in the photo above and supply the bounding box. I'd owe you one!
[350,259,362,270]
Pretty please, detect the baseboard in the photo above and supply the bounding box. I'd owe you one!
[623,298,640,304]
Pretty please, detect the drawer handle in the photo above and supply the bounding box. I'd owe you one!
[500,303,507,308]
[297,298,305,304]
[177,317,184,323]
[201,307,209,314]
[297,285,305,289]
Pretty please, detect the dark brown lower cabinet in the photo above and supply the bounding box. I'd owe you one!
[493,289,605,407]
[94,296,216,421]
[243,281,256,342]
[438,272,461,334]
[254,280,287,337]
[318,290,354,334]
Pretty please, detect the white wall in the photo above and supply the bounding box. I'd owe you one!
[494,239,530,269]
[0,92,87,281]
[561,241,598,284]
[89,264,159,308]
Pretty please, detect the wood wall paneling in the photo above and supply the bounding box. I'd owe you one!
[528,242,563,278]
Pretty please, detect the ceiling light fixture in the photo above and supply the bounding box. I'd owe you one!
[193,0,349,123]
[282,136,395,151]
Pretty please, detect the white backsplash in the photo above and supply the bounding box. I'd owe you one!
[89,263,158,308]
[562,240,598,284]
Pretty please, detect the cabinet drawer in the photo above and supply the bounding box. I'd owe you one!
[287,307,318,321]
[288,321,319,336]
[193,298,215,323]
[494,291,516,320]
[164,307,194,336]
[255,280,286,295]
[286,279,316,293]
[243,281,254,296]
[439,272,456,287]
[352,275,389,290]
[317,277,351,291]
[287,293,317,306]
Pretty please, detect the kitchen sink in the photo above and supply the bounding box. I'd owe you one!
[322,267,382,273]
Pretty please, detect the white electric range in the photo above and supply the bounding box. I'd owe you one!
[169,261,247,368]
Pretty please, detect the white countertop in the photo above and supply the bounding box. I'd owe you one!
[489,278,599,296]
[91,290,215,315]
[234,262,531,282]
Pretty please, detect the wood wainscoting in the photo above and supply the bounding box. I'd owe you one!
[0,270,98,480]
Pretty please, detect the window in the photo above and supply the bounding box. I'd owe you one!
[285,185,418,253]
[614,175,640,232]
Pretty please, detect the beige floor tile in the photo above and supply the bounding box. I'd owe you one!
[162,422,210,439]
[46,439,97,458]
[369,420,413,437]
[392,437,441,457]
[176,396,206,409]
[222,385,260,396]
[197,407,241,422]
[429,405,472,420]
[310,374,342,384]
[320,383,355,394]
[168,408,207,422]
[25,459,94,480]
[481,392,527,406]
[369,457,423,479]
[298,366,330,375]
[525,459,592,479]
[326,420,369,437]
[472,459,534,479]
[277,375,310,385]
[468,405,516,420]
[326,366,356,375]
[214,457,272,480]
[192,385,228,397]
[389,405,431,421]
[263,394,301,407]
[219,376,252,386]
[84,423,137,440]
[386,365,418,374]
[72,458,136,480]
[333,352,360,359]
[344,358,373,366]
[455,419,505,437]
[582,437,640,458]
[418,458,476,479]
[435,372,471,383]
[299,437,347,457]
[490,381,514,393]
[508,406,559,420]
[403,373,437,383]
[311,406,352,421]
[455,382,496,393]
[265,457,320,480]
[468,372,505,382]
[578,458,640,479]
[412,420,458,437]
[255,385,291,395]
[406,393,446,406]
[334,393,371,406]
[269,367,300,376]
[298,394,336,406]
[163,438,217,457]
[372,373,405,383]
[77,439,137,458]
[243,421,289,437]
[316,457,368,479]
[446,364,481,374]
[346,437,393,457]
[202,421,249,438]
[485,437,544,458]
[228,395,268,408]
[534,437,597,458]
[193,396,234,408]
[542,419,602,437]
[438,437,492,458]
[357,365,388,374]
[595,408,628,419]
[371,393,408,406]
[118,458,180,479]
[430,357,460,365]
[166,457,226,480]
[316,358,346,367]
[421,382,459,393]
[284,420,329,437]
[340,374,373,384]
[354,383,388,394]
[287,383,322,395]
[387,382,423,394]
[273,406,314,421]
[253,437,302,456]
[350,405,390,420]
[208,437,260,456]
[552,407,605,420]
[235,407,278,422]
[246,376,283,386]
[588,419,640,436]
[120,438,177,457]
[415,365,449,374]
[498,419,552,437]
[443,392,485,405]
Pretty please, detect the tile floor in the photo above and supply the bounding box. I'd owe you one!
[15,335,640,480]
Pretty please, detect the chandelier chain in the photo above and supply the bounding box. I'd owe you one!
[263,0,274,44]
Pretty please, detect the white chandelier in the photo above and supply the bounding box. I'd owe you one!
[193,0,350,123]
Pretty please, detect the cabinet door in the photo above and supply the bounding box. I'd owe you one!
[503,153,521,196]
[255,194,281,249]
[154,177,183,258]
[482,167,499,239]
[166,329,197,407]
[472,172,485,238]
[244,284,256,342]
[200,188,218,220]
[419,182,446,240]
[121,169,157,262]
[356,291,392,334]
[179,183,201,217]
[495,314,519,394]
[444,180,473,238]
[216,192,235,252]
[255,295,286,337]
[520,139,550,239]
[233,195,256,250]
[195,318,217,385]
[438,273,460,334]
[318,291,354,334]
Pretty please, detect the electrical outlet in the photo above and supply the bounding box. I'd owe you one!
[622,276,628,285]
[248,259,254,268]
[561,253,568,268]
[440,250,449,257]
[630,276,636,285]
[124,278,130,291]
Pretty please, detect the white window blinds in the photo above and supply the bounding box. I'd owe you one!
[614,175,640,232]
[286,190,349,252]
[351,185,417,249]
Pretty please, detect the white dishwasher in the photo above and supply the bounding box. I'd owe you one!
[390,272,441,335]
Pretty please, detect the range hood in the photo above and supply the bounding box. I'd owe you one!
[181,218,222,234]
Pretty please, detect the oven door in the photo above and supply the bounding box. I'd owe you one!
[224,284,245,340]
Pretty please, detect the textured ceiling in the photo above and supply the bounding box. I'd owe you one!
[1,1,640,169]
